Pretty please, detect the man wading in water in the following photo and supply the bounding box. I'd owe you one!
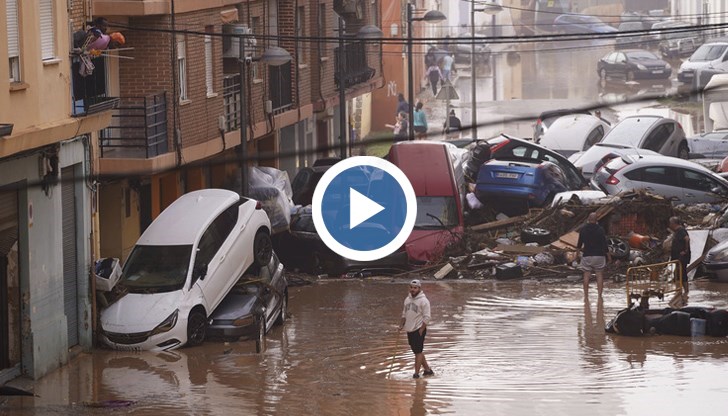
[399,279,434,379]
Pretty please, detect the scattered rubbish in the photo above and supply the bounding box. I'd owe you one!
[82,400,136,408]
[496,213,510,221]
[495,238,514,246]
[496,263,523,280]
[533,252,555,266]
[434,263,455,280]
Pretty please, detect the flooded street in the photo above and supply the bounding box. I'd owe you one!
[4,279,728,415]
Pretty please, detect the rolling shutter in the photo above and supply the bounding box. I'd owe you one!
[6,0,19,58]
[62,166,79,347]
[39,0,55,60]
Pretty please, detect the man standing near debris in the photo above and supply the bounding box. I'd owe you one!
[577,213,610,297]
[669,216,690,295]
[399,279,434,379]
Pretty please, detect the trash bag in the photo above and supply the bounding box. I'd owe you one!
[649,311,692,336]
[606,307,645,336]
[706,310,728,337]
[248,167,294,234]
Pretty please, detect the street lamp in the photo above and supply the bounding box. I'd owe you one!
[471,1,503,141]
[239,44,292,196]
[407,4,446,141]
[337,22,383,158]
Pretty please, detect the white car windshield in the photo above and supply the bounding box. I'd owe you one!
[120,245,192,293]
[602,117,660,147]
[691,44,728,61]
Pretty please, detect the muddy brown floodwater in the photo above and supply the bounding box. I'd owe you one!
[3,278,728,415]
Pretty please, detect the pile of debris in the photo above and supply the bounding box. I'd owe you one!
[417,191,686,281]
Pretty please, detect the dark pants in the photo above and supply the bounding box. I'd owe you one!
[429,75,439,95]
[672,255,690,293]
[407,328,427,354]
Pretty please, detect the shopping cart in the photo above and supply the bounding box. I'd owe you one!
[625,260,684,309]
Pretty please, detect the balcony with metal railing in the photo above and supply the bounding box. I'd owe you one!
[99,92,169,159]
[334,42,375,89]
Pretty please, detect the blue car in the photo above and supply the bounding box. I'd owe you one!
[553,14,617,35]
[475,158,572,215]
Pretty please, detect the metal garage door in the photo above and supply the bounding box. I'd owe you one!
[62,166,79,347]
[0,189,19,369]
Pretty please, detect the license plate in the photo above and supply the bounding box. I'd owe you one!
[496,172,519,179]
[114,345,142,352]
[652,70,663,74]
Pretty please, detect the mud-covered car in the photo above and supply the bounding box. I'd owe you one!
[207,253,288,352]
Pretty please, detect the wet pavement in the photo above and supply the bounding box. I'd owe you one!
[3,278,728,415]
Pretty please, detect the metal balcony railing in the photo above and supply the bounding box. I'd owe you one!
[334,42,375,89]
[99,92,169,158]
[223,74,241,132]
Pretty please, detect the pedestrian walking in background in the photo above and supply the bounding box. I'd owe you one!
[386,111,409,142]
[442,53,455,82]
[577,213,610,298]
[413,102,428,139]
[426,64,444,96]
[399,279,434,379]
[669,216,691,295]
[396,93,409,117]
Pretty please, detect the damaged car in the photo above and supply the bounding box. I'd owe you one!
[100,189,273,351]
[208,253,288,352]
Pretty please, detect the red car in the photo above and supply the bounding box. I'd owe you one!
[388,142,465,264]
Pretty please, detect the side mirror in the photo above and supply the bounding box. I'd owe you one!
[194,263,208,280]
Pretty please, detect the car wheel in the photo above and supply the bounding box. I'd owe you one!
[626,71,635,82]
[255,315,267,353]
[608,237,630,260]
[521,227,552,245]
[678,142,690,159]
[186,309,207,347]
[253,230,273,267]
[276,293,288,326]
[599,68,607,80]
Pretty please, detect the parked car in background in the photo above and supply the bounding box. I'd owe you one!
[451,32,491,65]
[686,130,728,158]
[678,41,728,83]
[533,108,592,142]
[291,158,341,206]
[569,115,688,178]
[654,20,700,58]
[539,114,611,157]
[552,14,618,34]
[615,22,650,49]
[100,189,273,351]
[389,142,466,264]
[208,253,288,352]
[475,158,575,215]
[702,239,728,282]
[597,50,672,81]
[591,154,728,204]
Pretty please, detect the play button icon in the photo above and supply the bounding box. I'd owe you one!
[349,188,384,229]
[312,156,417,262]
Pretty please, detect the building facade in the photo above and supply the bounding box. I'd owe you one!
[1,0,114,381]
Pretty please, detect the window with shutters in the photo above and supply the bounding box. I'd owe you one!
[6,0,21,81]
[296,6,305,64]
[39,0,55,60]
[177,35,188,101]
[204,28,214,97]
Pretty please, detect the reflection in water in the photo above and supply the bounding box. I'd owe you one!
[4,280,728,415]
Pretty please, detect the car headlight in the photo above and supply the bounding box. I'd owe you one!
[665,63,672,70]
[637,64,647,70]
[151,309,179,336]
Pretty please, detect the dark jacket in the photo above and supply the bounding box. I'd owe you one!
[577,223,608,257]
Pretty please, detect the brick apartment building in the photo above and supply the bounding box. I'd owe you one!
[90,0,383,262]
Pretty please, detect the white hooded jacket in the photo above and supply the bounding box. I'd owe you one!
[402,291,431,333]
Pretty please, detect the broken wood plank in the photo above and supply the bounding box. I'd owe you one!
[470,214,530,232]
[494,244,545,254]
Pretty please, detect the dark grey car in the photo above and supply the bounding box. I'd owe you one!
[207,253,288,352]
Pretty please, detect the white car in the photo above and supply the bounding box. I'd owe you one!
[539,114,611,158]
[100,189,273,351]
[591,154,728,204]
[678,41,728,83]
[569,115,688,178]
